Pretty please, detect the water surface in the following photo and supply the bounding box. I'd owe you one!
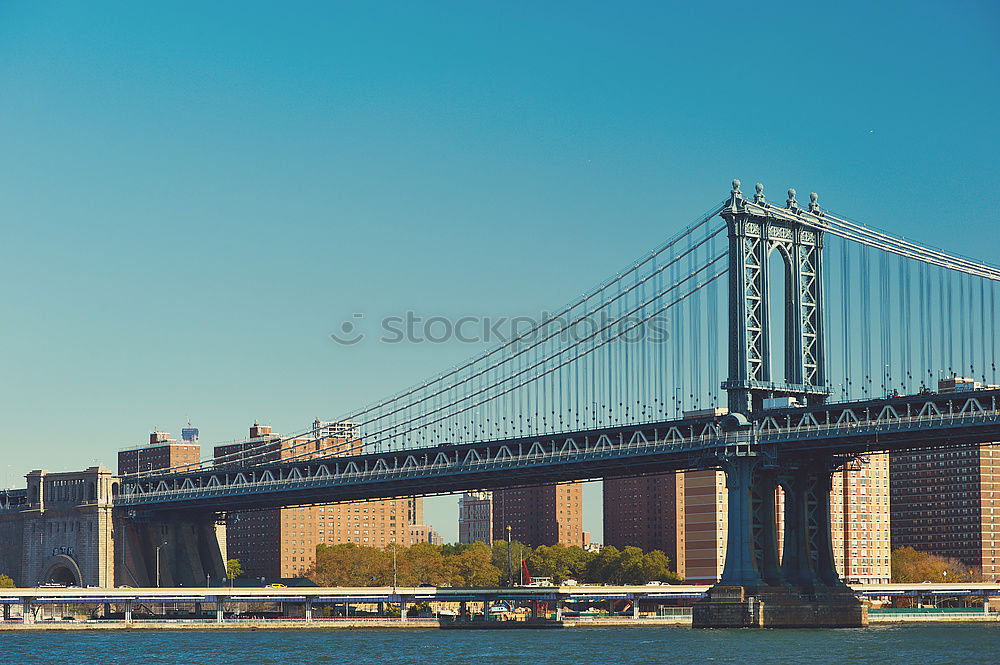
[1,624,995,665]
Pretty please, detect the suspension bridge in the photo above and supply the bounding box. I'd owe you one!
[107,180,1000,627]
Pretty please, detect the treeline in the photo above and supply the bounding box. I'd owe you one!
[307,541,681,587]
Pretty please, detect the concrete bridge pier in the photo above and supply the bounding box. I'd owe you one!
[116,511,225,587]
[693,454,867,628]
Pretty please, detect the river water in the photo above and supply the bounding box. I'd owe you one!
[1,624,996,665]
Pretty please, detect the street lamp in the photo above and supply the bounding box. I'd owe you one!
[155,541,168,588]
[506,525,513,587]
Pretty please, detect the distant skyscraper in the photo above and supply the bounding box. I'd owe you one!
[458,491,493,544]
[181,421,200,443]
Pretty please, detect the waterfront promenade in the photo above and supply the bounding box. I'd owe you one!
[2,584,997,630]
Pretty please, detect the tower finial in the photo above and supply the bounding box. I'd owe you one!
[731,178,742,196]
[808,191,821,213]
[786,188,798,211]
[754,182,766,204]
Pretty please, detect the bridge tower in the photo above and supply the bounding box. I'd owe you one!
[722,179,830,414]
[693,180,866,628]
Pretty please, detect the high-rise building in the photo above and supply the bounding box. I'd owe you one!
[458,491,493,544]
[681,470,728,583]
[118,431,201,475]
[830,455,892,583]
[216,421,432,579]
[603,474,686,575]
[890,377,1000,581]
[492,482,583,547]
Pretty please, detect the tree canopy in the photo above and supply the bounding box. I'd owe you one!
[308,540,680,587]
[0,574,14,589]
[891,547,978,582]
[225,558,244,580]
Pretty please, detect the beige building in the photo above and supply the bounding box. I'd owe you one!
[458,491,493,544]
[0,467,117,588]
[830,455,892,583]
[682,470,729,583]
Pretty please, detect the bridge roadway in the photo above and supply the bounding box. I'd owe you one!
[119,389,1000,513]
[4,583,1000,606]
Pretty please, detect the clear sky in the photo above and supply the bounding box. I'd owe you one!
[1,1,998,542]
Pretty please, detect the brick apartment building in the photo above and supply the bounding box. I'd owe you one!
[118,431,201,475]
[890,377,1000,581]
[492,482,583,547]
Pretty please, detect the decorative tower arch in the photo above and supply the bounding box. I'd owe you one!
[721,179,830,415]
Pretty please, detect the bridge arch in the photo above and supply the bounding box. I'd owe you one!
[767,242,793,384]
[40,554,84,587]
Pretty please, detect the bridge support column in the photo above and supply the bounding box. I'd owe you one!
[304,600,313,622]
[216,599,225,623]
[400,596,408,623]
[21,600,32,624]
[810,467,843,587]
[123,600,133,624]
[717,456,762,587]
[779,471,820,587]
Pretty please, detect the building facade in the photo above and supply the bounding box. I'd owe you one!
[217,422,432,579]
[458,491,493,544]
[0,467,117,588]
[603,474,686,575]
[830,455,892,583]
[890,377,1000,581]
[492,482,583,547]
[117,431,201,475]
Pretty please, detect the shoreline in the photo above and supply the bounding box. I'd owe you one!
[1,615,996,631]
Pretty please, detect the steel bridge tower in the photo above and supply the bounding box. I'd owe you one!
[722,179,830,415]
[693,180,865,628]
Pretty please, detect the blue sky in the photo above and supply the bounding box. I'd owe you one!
[1,1,998,541]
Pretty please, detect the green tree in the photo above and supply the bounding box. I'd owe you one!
[490,539,530,586]
[401,542,454,586]
[526,544,593,583]
[0,574,15,588]
[451,541,501,586]
[309,543,389,586]
[225,558,244,580]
